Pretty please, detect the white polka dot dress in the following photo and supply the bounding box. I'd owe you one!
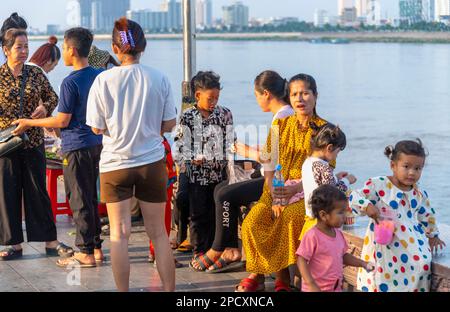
[349,176,439,292]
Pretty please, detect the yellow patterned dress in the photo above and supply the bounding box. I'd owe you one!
[242,114,329,274]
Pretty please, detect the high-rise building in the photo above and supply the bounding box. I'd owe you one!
[338,0,354,16]
[78,0,93,29]
[196,0,205,27]
[355,0,368,17]
[222,2,249,27]
[399,0,426,24]
[205,0,213,27]
[314,9,329,27]
[342,7,358,24]
[126,0,182,32]
[77,0,130,32]
[435,0,450,20]
[366,0,381,25]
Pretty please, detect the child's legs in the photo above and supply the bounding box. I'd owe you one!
[189,184,212,254]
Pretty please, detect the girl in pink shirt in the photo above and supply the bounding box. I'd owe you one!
[297,185,374,292]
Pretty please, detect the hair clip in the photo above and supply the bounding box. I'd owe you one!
[119,31,129,46]
[127,30,135,48]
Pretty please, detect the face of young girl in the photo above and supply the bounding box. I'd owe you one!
[323,200,347,228]
[195,88,220,112]
[391,153,425,187]
[324,145,341,162]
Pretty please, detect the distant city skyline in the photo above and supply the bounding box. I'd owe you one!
[0,0,399,31]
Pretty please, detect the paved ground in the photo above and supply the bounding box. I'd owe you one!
[0,216,277,292]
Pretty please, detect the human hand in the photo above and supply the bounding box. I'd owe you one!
[364,261,376,272]
[365,204,380,224]
[31,104,47,119]
[346,174,357,184]
[11,119,31,136]
[272,183,301,203]
[271,204,285,219]
[429,237,446,254]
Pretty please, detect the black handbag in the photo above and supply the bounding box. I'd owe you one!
[0,67,29,158]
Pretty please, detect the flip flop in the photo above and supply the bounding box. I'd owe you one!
[235,277,265,292]
[274,279,292,292]
[46,243,74,258]
[189,254,216,272]
[0,247,23,261]
[56,257,96,268]
[205,258,245,274]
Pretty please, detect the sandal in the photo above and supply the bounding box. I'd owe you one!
[177,240,193,253]
[0,247,23,261]
[274,279,291,292]
[235,277,265,292]
[46,242,74,258]
[189,253,216,272]
[56,257,96,268]
[206,258,245,274]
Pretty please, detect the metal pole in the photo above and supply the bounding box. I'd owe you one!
[182,0,196,112]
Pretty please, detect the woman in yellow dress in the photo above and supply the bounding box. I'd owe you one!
[236,74,332,292]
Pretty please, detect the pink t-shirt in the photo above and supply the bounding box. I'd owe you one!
[296,227,348,292]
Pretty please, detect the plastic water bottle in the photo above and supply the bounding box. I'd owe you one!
[272,164,286,206]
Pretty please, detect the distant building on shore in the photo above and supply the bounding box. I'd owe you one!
[399,0,434,24]
[196,0,213,28]
[435,0,450,22]
[126,0,182,32]
[314,9,329,27]
[222,2,249,27]
[47,24,60,35]
[76,0,130,32]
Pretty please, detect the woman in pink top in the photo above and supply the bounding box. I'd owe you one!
[297,185,374,292]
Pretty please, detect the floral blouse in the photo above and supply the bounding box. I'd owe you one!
[174,105,234,186]
[0,63,58,149]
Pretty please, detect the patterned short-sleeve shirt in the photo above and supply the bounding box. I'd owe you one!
[0,63,58,149]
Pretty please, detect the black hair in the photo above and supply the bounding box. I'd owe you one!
[384,139,427,161]
[190,71,221,95]
[64,27,93,58]
[288,73,318,115]
[1,28,27,51]
[0,13,28,44]
[310,185,347,219]
[310,123,346,152]
[113,17,146,57]
[254,70,288,100]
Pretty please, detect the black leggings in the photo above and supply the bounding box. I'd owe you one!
[211,177,264,252]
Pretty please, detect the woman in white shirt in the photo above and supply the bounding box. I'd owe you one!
[86,18,177,292]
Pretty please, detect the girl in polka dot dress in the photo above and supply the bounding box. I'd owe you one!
[349,139,446,292]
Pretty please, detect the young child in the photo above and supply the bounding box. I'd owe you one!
[349,139,446,292]
[300,123,357,240]
[13,28,104,267]
[297,185,374,292]
[174,71,234,271]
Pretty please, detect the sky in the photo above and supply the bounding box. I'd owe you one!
[0,0,399,31]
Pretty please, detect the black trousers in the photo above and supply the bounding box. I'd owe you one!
[0,144,57,245]
[211,177,265,251]
[188,182,218,254]
[174,173,189,245]
[63,145,102,254]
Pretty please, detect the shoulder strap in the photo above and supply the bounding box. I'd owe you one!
[19,66,28,118]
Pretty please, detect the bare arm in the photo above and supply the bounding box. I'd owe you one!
[343,253,369,268]
[161,118,176,135]
[12,113,72,135]
[297,256,321,292]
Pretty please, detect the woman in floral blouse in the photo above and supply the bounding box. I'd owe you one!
[0,29,73,260]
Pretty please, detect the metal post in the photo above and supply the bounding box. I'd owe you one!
[181,0,196,112]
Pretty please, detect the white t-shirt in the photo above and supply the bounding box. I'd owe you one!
[301,156,350,218]
[86,64,177,173]
[272,104,294,123]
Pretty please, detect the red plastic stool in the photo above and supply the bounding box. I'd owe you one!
[46,167,72,222]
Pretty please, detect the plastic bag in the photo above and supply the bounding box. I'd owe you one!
[228,159,254,185]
